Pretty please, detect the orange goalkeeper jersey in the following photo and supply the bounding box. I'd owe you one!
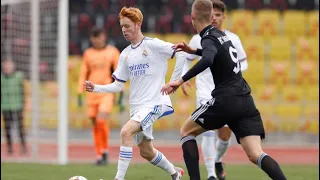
[78,45,120,104]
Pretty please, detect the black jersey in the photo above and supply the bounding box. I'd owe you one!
[182,25,251,97]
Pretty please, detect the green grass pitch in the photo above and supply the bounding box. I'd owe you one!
[2,162,319,180]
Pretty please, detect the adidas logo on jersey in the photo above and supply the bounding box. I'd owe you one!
[198,118,204,124]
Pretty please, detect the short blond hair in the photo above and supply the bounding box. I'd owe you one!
[118,7,143,24]
[192,0,213,23]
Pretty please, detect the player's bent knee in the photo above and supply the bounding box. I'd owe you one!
[120,127,132,140]
[247,151,263,164]
[217,127,232,141]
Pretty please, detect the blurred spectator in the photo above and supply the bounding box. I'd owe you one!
[1,59,27,155]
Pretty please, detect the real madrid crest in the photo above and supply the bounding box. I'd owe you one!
[142,49,148,58]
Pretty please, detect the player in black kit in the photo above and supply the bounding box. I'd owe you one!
[161,0,287,180]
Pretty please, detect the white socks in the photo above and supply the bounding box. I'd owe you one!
[201,130,217,178]
[150,150,176,175]
[115,146,132,180]
[215,138,230,163]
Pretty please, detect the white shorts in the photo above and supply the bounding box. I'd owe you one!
[131,104,174,145]
[196,97,228,128]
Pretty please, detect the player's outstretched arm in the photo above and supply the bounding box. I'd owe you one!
[181,56,193,96]
[84,80,124,93]
[182,38,217,82]
[169,51,187,82]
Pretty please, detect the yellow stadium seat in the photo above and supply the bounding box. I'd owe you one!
[256,10,281,40]
[143,33,163,39]
[269,36,292,61]
[276,104,303,133]
[280,84,304,103]
[254,84,278,103]
[242,36,266,84]
[163,33,190,44]
[301,105,319,134]
[295,37,319,61]
[305,86,319,102]
[268,59,291,86]
[243,36,266,61]
[283,11,306,40]
[230,10,254,39]
[258,104,277,132]
[294,59,319,86]
[306,11,319,37]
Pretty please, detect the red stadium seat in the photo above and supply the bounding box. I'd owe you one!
[245,0,264,10]
[156,16,172,34]
[105,15,121,37]
[92,0,109,11]
[78,13,94,36]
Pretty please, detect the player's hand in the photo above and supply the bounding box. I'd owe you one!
[181,81,192,96]
[161,78,184,95]
[172,42,196,54]
[84,81,95,92]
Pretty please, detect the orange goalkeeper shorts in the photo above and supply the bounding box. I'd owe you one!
[87,94,115,118]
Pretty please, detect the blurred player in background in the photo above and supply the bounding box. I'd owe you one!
[179,0,248,179]
[78,27,121,165]
[1,59,27,155]
[84,7,186,180]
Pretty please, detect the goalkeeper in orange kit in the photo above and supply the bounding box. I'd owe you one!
[78,27,122,165]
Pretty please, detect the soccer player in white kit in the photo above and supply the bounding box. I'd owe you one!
[84,7,186,180]
[179,1,248,179]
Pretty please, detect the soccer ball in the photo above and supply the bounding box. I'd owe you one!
[69,176,88,180]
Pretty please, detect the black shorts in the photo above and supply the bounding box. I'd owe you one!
[191,95,265,144]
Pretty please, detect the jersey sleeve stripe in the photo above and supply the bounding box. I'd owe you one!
[170,49,177,59]
[186,57,194,61]
[112,74,126,83]
[238,57,247,62]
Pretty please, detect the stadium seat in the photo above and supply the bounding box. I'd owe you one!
[294,59,318,86]
[69,41,81,55]
[280,84,304,103]
[180,15,196,35]
[306,11,319,37]
[259,104,277,132]
[295,37,319,61]
[301,105,319,134]
[268,0,288,11]
[143,33,163,39]
[156,15,173,34]
[256,10,281,40]
[105,14,121,37]
[242,36,266,84]
[283,10,306,40]
[245,0,264,10]
[230,10,254,40]
[78,13,94,37]
[92,0,109,12]
[268,59,291,86]
[269,36,292,61]
[276,104,303,133]
[254,84,278,103]
[305,86,319,102]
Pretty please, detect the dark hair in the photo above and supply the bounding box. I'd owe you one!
[90,27,104,37]
[211,0,226,12]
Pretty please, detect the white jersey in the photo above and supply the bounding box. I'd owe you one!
[183,30,248,100]
[113,37,178,116]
